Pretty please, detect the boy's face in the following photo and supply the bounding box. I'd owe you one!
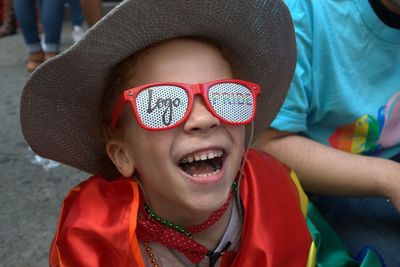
[107,39,245,224]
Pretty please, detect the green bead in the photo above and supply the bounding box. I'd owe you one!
[144,203,193,237]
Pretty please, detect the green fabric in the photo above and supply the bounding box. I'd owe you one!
[359,250,385,267]
[307,203,384,267]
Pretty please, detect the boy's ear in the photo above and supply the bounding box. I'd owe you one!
[106,139,135,177]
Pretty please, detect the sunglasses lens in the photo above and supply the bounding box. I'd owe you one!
[135,85,189,129]
[208,82,255,123]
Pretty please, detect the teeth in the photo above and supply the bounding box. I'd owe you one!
[180,150,224,164]
[192,169,221,177]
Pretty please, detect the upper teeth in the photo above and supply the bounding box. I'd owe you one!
[180,150,223,164]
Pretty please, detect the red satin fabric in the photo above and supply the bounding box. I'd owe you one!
[221,150,312,266]
[49,177,144,267]
[50,149,311,267]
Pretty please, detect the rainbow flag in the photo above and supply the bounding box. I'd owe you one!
[290,171,384,266]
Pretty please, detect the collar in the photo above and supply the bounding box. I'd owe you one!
[354,0,400,43]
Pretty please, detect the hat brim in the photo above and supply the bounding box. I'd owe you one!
[20,0,295,174]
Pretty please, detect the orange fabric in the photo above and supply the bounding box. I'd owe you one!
[49,177,144,267]
[50,149,311,266]
[128,182,144,267]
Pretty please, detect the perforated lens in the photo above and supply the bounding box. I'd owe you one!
[135,86,189,129]
[208,83,254,123]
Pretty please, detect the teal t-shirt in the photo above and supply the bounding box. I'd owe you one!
[271,0,400,158]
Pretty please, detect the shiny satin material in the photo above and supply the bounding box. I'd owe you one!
[221,150,312,266]
[49,177,144,267]
[50,149,312,266]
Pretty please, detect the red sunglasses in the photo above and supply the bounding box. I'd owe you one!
[110,79,260,131]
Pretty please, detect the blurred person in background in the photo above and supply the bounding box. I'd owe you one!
[254,0,400,265]
[13,0,64,72]
[79,0,102,27]
[66,0,85,43]
[0,0,17,37]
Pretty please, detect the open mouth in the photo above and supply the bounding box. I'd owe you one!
[178,150,225,177]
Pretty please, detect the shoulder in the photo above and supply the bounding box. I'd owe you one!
[50,175,140,266]
[243,149,295,192]
[61,175,138,213]
[244,149,306,208]
[245,149,290,176]
[236,150,312,266]
[55,175,139,236]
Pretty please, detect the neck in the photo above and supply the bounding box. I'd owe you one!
[144,197,226,228]
[142,191,235,250]
[191,201,234,250]
[142,182,235,228]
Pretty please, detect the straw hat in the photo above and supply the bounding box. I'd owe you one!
[20,0,295,174]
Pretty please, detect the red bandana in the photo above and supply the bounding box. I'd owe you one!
[136,192,233,264]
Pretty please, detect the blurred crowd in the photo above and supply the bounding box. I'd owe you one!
[0,0,104,72]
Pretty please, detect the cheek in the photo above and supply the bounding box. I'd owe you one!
[134,130,175,162]
[121,116,151,162]
[228,125,246,146]
[147,128,176,145]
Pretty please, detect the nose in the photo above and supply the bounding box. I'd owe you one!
[183,96,220,133]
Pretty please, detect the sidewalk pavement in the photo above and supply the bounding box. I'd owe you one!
[0,24,89,267]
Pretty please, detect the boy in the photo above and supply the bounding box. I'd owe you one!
[20,0,383,266]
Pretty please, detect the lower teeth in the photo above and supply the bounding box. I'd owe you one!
[192,169,221,177]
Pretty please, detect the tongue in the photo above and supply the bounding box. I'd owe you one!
[184,161,215,176]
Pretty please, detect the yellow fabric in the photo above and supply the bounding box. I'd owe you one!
[290,170,309,217]
[306,241,317,267]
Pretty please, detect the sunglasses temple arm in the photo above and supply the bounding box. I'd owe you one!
[235,120,254,219]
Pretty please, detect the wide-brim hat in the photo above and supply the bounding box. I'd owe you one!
[20,0,295,174]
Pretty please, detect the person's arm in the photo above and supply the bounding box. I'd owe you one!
[253,128,400,211]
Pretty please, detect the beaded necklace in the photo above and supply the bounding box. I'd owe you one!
[144,241,160,267]
[143,191,233,238]
[144,241,201,267]
[138,182,238,266]
[143,182,236,237]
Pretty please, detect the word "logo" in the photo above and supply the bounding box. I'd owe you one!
[146,89,182,126]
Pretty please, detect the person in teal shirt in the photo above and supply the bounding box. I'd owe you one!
[254,0,400,266]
